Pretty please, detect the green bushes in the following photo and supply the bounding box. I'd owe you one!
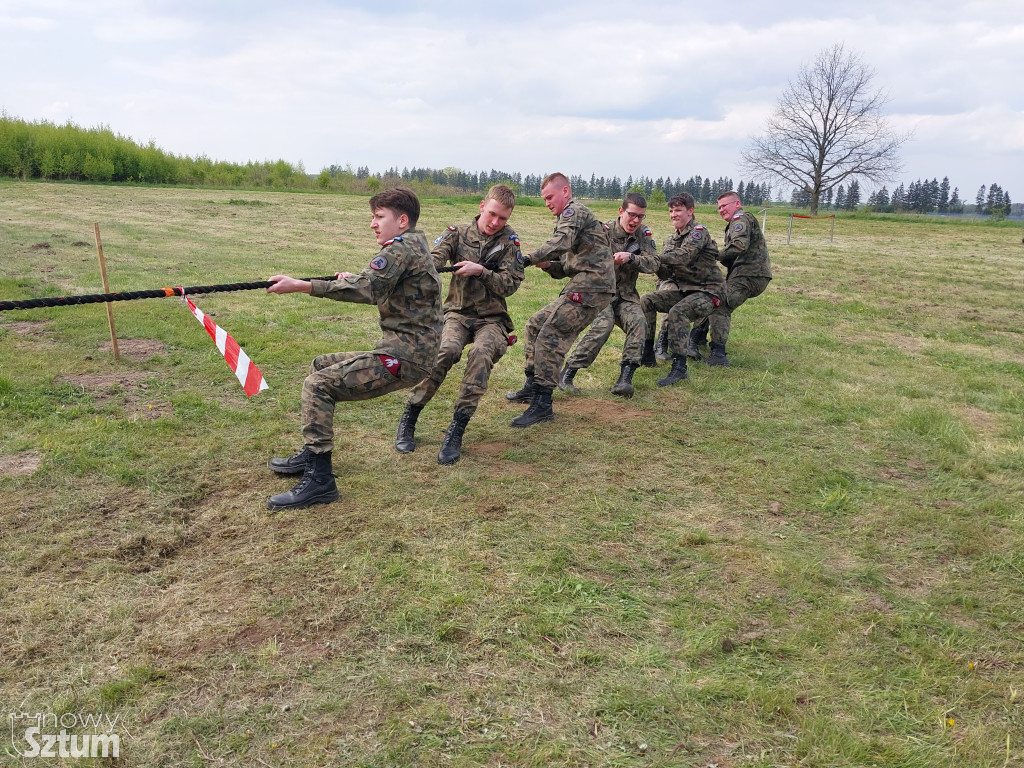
[0,114,313,188]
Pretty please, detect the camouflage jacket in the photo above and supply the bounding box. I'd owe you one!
[656,219,725,297]
[431,216,525,332]
[719,209,772,279]
[606,217,659,305]
[531,198,616,304]
[309,229,442,370]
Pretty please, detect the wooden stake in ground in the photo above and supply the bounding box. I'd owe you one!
[93,223,120,361]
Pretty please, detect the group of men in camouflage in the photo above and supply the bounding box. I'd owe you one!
[263,173,772,511]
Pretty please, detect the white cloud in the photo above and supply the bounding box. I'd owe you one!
[0,14,52,30]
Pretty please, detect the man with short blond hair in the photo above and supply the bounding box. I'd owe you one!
[394,184,525,464]
[560,192,658,398]
[506,172,615,426]
[694,190,772,366]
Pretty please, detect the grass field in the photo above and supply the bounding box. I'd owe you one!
[1,180,1022,767]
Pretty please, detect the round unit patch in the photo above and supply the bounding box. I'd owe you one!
[370,255,388,270]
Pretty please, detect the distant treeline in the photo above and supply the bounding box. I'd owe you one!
[337,165,772,205]
[0,116,772,205]
[792,177,1018,219]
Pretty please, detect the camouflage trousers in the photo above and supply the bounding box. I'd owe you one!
[565,299,647,368]
[525,292,613,388]
[406,316,509,416]
[704,276,771,344]
[641,289,717,357]
[301,351,427,453]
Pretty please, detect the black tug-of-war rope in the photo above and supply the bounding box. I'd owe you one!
[0,267,460,312]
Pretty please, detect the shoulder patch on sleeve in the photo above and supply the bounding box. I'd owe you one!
[691,229,704,241]
[732,222,745,233]
[509,232,520,246]
[370,254,388,270]
[643,226,652,237]
[732,212,742,220]
[433,235,444,244]
[562,207,575,219]
[516,251,526,266]
[448,225,456,230]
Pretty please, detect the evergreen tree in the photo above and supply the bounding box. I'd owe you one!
[846,180,861,210]
[927,178,940,213]
[890,183,906,211]
[868,186,890,212]
[835,184,846,210]
[938,177,950,212]
[985,182,1004,215]
[791,187,811,207]
[949,187,963,213]
[976,185,987,213]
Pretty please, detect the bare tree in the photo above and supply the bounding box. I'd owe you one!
[741,44,909,215]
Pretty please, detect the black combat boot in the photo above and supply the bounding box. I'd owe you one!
[268,446,314,475]
[657,355,689,386]
[558,364,580,394]
[267,451,339,511]
[394,403,423,454]
[655,326,670,360]
[506,369,536,403]
[610,362,638,398]
[706,342,730,367]
[684,326,704,360]
[510,385,555,428]
[640,338,657,367]
[437,410,472,465]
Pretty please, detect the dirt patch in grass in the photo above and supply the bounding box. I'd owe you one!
[58,371,173,419]
[472,441,511,458]
[889,334,925,355]
[473,502,509,519]
[60,371,149,394]
[4,321,51,337]
[559,397,653,425]
[961,406,998,433]
[99,338,167,361]
[0,451,43,478]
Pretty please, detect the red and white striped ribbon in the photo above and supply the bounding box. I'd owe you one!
[182,295,268,397]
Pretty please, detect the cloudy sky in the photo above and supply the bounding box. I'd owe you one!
[2,0,1021,198]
